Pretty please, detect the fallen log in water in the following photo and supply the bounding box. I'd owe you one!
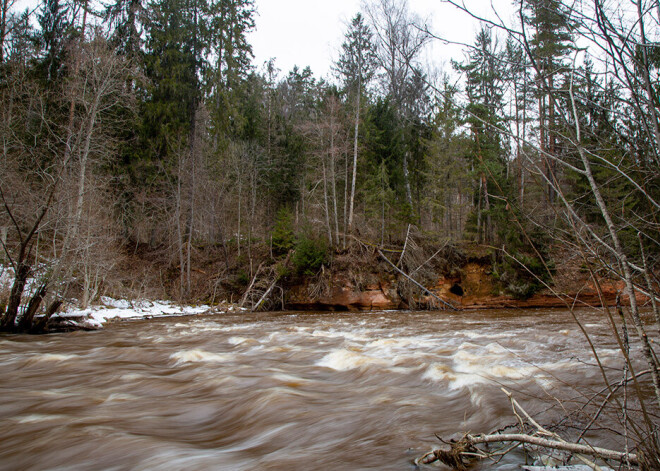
[522,466,614,471]
[416,433,638,469]
[416,388,640,469]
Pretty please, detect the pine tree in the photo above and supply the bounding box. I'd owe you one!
[504,37,533,205]
[522,0,574,203]
[424,78,470,236]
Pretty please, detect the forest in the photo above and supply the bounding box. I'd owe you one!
[0,0,659,466]
[0,0,657,322]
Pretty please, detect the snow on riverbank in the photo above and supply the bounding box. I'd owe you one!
[55,297,216,329]
[2,264,247,329]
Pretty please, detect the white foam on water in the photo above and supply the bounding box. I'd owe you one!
[316,349,388,371]
[585,323,603,329]
[120,373,145,381]
[263,345,301,354]
[367,336,421,349]
[423,362,457,382]
[464,331,517,340]
[290,326,311,333]
[421,341,547,391]
[16,414,68,424]
[431,362,494,389]
[228,336,258,346]
[595,348,623,358]
[170,349,230,364]
[188,325,227,333]
[32,353,78,362]
[309,329,369,342]
[103,393,139,403]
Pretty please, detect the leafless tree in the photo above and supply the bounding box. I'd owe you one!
[363,0,430,211]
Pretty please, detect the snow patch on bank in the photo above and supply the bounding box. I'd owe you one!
[1,264,249,330]
[55,298,214,329]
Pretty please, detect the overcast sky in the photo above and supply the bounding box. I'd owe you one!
[248,0,516,81]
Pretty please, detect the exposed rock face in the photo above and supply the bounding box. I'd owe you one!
[287,276,403,311]
[285,262,647,311]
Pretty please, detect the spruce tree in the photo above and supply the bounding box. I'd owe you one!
[208,0,255,138]
[521,0,574,203]
[36,0,72,84]
[456,27,506,244]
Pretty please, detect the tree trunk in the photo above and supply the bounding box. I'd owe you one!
[71,97,100,243]
[348,83,361,234]
[17,284,47,332]
[482,172,491,244]
[176,156,185,300]
[403,150,413,212]
[547,73,556,203]
[0,0,9,63]
[1,262,30,330]
[322,152,333,246]
[330,111,339,246]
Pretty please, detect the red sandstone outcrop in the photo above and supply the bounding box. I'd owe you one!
[285,262,648,311]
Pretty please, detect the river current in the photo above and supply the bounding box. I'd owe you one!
[0,309,633,470]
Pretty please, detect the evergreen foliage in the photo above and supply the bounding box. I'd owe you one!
[292,235,328,276]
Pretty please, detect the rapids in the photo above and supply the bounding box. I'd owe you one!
[0,309,632,470]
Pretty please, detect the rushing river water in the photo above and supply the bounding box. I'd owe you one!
[0,309,635,470]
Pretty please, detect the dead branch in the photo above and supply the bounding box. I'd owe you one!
[410,240,449,276]
[239,262,264,308]
[377,248,458,311]
[397,223,411,267]
[416,433,638,468]
[253,251,292,311]
[417,388,641,468]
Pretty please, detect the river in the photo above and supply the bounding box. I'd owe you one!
[0,309,633,470]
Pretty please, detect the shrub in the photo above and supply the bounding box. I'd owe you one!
[292,236,328,276]
[271,208,295,255]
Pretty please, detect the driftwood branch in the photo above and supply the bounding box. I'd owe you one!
[377,249,458,311]
[416,434,638,467]
[397,223,412,267]
[410,240,449,276]
[417,388,640,469]
[253,251,292,311]
[239,262,264,308]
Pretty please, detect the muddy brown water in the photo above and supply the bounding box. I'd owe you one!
[0,309,636,470]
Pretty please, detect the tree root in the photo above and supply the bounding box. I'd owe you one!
[416,434,480,470]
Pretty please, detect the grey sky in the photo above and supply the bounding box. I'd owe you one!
[248,0,517,80]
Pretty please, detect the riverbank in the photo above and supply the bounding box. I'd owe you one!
[284,244,647,311]
[52,298,218,329]
[1,238,648,327]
